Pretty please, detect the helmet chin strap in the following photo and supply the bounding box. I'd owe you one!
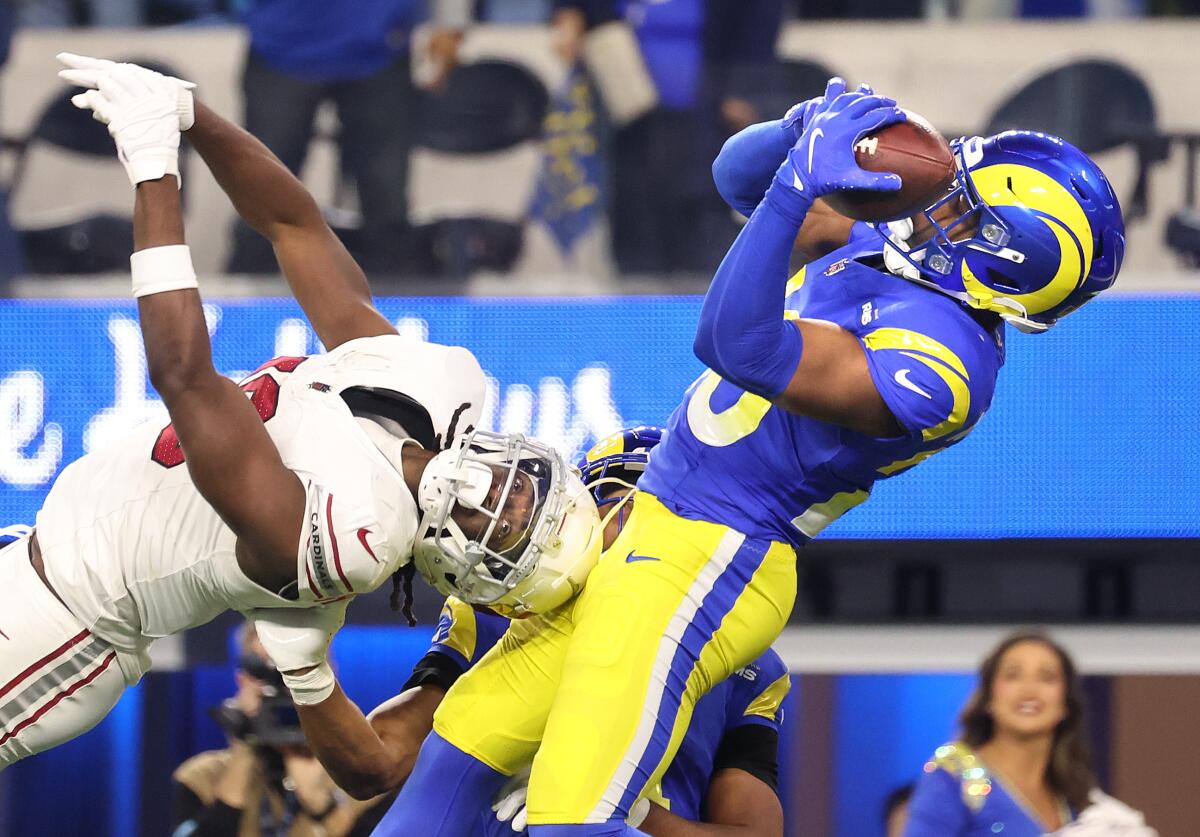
[588,475,638,541]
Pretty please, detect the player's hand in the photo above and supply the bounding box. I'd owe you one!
[492,767,531,832]
[249,601,348,674]
[56,52,196,187]
[777,77,905,200]
[781,81,876,142]
[249,601,348,705]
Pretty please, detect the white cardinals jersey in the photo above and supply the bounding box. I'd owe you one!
[35,335,485,657]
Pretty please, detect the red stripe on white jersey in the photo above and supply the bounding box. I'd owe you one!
[327,495,353,593]
[0,651,117,748]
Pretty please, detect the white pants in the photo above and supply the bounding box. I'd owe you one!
[0,535,127,770]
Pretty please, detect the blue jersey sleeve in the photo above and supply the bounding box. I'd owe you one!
[903,763,971,837]
[427,597,509,670]
[728,649,790,732]
[858,315,988,444]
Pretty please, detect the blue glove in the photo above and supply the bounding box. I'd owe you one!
[781,81,878,142]
[777,77,906,201]
[712,83,885,218]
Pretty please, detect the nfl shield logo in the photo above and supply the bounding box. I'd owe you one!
[825,258,850,276]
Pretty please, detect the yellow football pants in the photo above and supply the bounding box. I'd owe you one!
[433,493,797,824]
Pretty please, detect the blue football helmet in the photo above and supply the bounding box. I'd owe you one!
[877,131,1125,333]
[577,425,665,505]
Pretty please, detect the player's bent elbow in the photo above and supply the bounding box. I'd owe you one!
[712,154,758,218]
[692,331,718,371]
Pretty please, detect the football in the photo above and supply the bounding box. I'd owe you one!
[823,113,956,222]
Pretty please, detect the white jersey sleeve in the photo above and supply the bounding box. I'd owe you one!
[297,478,394,603]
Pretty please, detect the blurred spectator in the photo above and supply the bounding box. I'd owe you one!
[884,783,914,837]
[552,0,786,275]
[172,622,374,837]
[227,0,469,276]
[16,0,143,26]
[904,631,1155,837]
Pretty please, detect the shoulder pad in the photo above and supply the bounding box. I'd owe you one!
[305,337,485,450]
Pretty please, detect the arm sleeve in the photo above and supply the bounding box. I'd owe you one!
[712,724,781,795]
[693,178,812,399]
[858,326,974,442]
[401,651,466,693]
[903,768,971,837]
[711,120,793,218]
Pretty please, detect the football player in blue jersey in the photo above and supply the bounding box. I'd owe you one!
[375,78,1125,837]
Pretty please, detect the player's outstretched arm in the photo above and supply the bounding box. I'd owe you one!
[63,57,310,571]
[133,182,308,571]
[184,100,395,350]
[694,78,904,437]
[57,52,394,350]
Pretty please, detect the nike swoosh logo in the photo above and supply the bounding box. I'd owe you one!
[625,550,660,564]
[894,369,932,399]
[357,528,379,563]
[806,127,824,174]
[0,627,9,640]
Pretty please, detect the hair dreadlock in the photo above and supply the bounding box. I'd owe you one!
[390,562,418,627]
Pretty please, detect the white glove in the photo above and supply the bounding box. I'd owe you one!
[56,52,196,187]
[491,767,651,832]
[249,600,348,705]
[492,767,531,832]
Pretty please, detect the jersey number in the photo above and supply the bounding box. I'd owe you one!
[685,369,772,447]
[150,356,306,468]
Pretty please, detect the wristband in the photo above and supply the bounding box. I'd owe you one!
[280,661,336,706]
[130,244,198,298]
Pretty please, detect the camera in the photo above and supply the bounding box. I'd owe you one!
[208,653,307,749]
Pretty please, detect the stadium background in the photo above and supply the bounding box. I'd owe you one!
[2,3,1200,836]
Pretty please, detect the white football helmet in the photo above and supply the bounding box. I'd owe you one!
[412,429,602,616]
